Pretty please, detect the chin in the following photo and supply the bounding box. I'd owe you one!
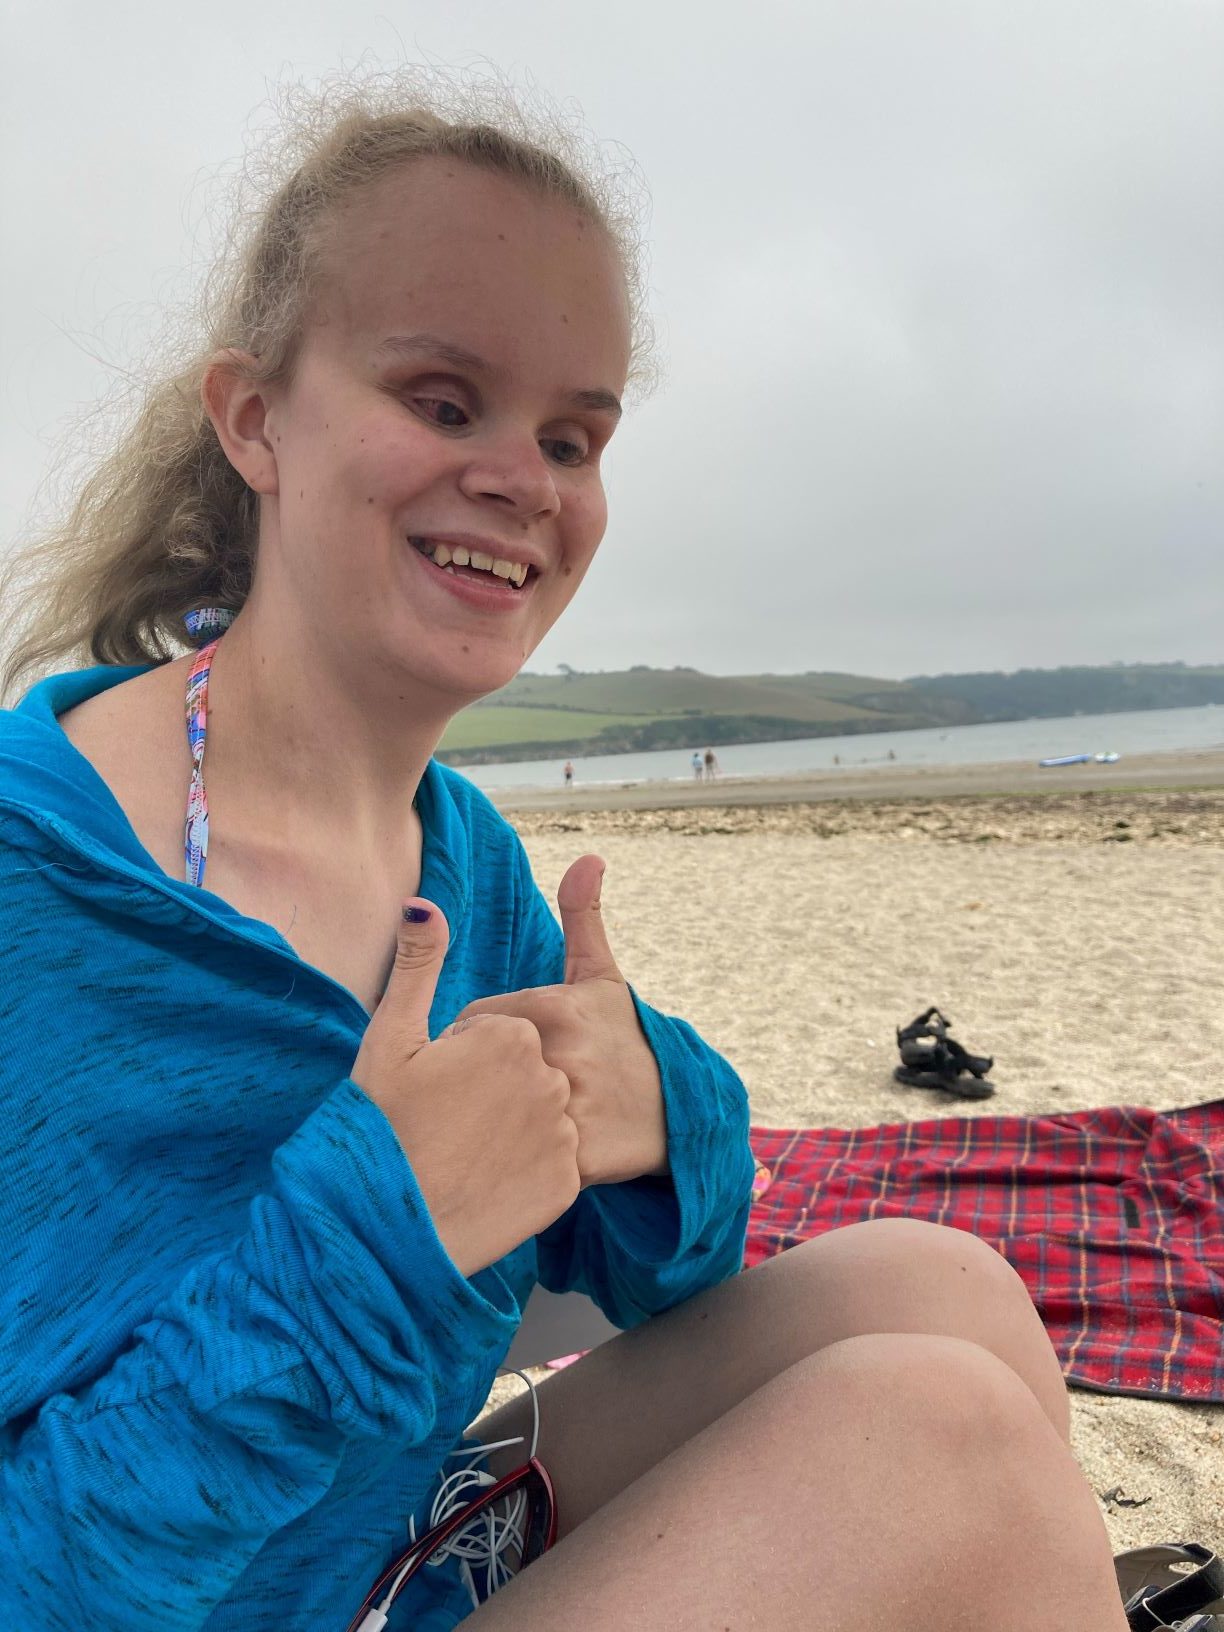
[419,645,528,707]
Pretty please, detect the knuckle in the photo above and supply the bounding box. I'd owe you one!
[507,1015,542,1052]
[394,943,438,975]
[486,1013,527,1042]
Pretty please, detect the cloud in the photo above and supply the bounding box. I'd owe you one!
[3,0,1222,678]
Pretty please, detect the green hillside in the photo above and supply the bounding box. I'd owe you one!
[435,661,1224,766]
[438,665,956,764]
[478,667,891,722]
[439,706,647,749]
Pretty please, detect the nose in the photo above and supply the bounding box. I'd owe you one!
[457,431,561,521]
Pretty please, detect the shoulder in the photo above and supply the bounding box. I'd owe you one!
[57,662,190,877]
[58,661,184,770]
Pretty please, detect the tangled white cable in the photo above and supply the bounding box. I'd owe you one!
[353,1369,541,1631]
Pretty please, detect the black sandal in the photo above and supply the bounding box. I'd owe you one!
[1114,1542,1224,1630]
[893,1007,997,1100]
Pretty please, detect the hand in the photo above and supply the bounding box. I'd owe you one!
[350,902,581,1278]
[459,855,669,1189]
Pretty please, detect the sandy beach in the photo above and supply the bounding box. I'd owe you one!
[493,745,1224,814]
[487,768,1224,1560]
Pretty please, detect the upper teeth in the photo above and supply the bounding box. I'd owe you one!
[413,539,528,587]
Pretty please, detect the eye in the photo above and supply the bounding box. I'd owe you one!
[412,395,470,429]
[541,434,589,467]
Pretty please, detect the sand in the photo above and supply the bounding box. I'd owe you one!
[489,778,1224,1560]
[492,746,1224,815]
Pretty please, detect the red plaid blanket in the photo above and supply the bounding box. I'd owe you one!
[746,1100,1224,1403]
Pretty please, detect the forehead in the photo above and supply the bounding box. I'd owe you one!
[312,158,631,386]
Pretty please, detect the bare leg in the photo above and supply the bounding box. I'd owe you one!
[485,1221,1071,1530]
[470,1333,1128,1631]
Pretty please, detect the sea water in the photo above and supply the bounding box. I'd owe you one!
[457,704,1224,795]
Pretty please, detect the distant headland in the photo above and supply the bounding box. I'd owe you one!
[436,661,1224,767]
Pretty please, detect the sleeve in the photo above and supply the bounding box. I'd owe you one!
[0,1080,518,1632]
[508,841,756,1329]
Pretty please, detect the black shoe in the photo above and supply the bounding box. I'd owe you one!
[893,1009,996,1099]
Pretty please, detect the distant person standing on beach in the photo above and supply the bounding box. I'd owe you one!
[703,747,718,781]
[691,750,703,779]
[563,760,574,787]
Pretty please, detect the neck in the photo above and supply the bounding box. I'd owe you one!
[201,597,456,858]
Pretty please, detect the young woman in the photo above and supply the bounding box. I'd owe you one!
[0,73,1129,1631]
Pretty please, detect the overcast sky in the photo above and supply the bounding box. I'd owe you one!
[3,0,1221,680]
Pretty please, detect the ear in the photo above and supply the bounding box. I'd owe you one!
[201,350,280,497]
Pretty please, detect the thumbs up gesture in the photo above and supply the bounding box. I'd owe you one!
[350,901,582,1278]
[457,855,669,1189]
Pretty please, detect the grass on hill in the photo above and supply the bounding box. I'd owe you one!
[438,706,650,750]
[472,669,890,722]
[436,661,1224,765]
[438,667,942,761]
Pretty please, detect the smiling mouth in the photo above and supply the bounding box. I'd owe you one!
[409,536,533,589]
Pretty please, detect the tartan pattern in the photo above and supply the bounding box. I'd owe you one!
[747,1100,1224,1403]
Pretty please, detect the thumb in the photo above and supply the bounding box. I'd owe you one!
[373,900,450,1054]
[557,855,621,985]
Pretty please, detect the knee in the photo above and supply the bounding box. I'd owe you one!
[756,1336,1098,1604]
[779,1330,1053,1456]
[789,1218,1038,1325]
[779,1221,1069,1443]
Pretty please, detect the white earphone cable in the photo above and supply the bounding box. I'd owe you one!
[358,1368,542,1627]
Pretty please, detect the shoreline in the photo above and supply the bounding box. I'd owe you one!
[488,746,1224,814]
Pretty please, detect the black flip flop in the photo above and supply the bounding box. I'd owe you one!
[1114,1542,1224,1630]
[893,1064,997,1100]
[893,1008,997,1099]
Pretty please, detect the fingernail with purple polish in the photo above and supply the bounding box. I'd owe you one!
[403,905,432,923]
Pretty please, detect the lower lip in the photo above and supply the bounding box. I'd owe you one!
[407,544,534,611]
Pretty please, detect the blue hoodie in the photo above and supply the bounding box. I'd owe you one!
[0,664,755,1631]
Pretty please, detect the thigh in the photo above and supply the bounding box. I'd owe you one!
[470,1334,1127,1632]
[483,1220,1067,1535]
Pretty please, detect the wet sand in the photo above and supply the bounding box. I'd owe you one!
[491,745,1224,814]
[481,773,1224,1558]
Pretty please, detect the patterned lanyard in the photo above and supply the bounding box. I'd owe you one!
[183,609,235,889]
[182,607,420,890]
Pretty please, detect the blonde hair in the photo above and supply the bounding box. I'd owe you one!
[1,67,652,702]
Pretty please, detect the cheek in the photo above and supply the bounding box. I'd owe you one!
[299,397,414,492]
[567,482,609,568]
[545,492,606,620]
[306,444,413,538]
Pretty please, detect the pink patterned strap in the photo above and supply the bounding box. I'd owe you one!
[184,639,220,888]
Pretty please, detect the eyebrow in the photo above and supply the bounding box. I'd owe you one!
[375,332,623,420]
